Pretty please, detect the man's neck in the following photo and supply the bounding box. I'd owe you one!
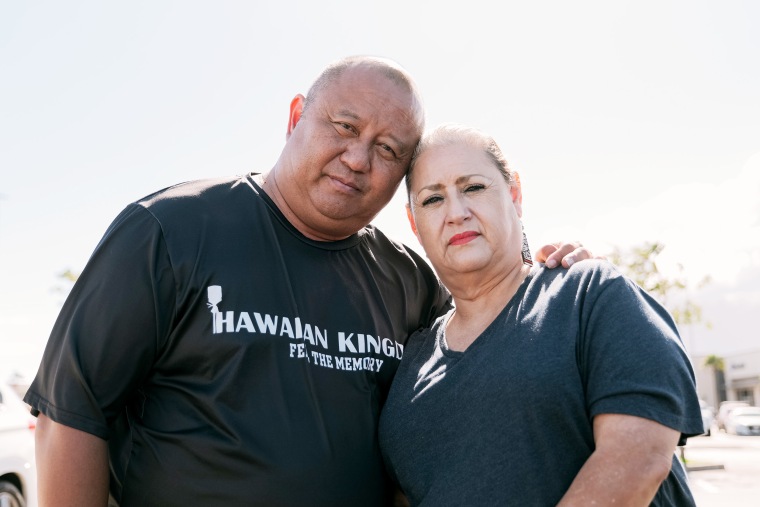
[256,170,354,242]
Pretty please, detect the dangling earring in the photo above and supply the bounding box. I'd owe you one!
[521,221,533,266]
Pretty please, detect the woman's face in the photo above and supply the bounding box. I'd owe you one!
[408,141,523,280]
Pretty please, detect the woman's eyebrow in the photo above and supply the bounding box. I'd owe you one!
[417,174,485,193]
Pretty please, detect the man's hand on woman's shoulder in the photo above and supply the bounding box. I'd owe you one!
[535,241,606,269]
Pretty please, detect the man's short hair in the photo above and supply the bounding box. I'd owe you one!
[303,56,423,118]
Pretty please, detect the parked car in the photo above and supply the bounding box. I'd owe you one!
[698,399,715,436]
[716,400,750,432]
[0,379,37,507]
[725,406,760,436]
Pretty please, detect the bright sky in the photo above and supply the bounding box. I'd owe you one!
[1,1,759,377]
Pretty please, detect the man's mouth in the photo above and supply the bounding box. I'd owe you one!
[328,174,362,193]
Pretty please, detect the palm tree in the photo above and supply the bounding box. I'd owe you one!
[704,355,726,404]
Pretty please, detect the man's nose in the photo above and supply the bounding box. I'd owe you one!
[340,142,371,173]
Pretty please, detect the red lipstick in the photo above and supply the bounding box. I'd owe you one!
[448,231,479,246]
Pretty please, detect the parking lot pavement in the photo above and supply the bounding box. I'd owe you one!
[685,432,760,506]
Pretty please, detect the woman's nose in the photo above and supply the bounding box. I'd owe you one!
[446,195,471,223]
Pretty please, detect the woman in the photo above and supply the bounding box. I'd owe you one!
[378,124,703,506]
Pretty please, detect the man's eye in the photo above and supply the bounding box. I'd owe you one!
[337,122,356,134]
[421,195,443,206]
[378,143,397,158]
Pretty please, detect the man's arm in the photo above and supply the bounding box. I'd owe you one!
[36,413,110,507]
[558,413,680,506]
[535,241,603,268]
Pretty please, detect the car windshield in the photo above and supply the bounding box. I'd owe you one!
[733,408,760,417]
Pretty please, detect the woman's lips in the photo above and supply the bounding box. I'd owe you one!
[448,231,479,246]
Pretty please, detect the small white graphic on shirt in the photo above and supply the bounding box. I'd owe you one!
[207,285,223,334]
[204,284,404,373]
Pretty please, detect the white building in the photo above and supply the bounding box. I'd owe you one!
[693,349,760,410]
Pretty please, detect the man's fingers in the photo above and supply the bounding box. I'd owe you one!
[560,246,593,268]
[535,242,603,269]
[537,242,584,268]
[534,243,562,266]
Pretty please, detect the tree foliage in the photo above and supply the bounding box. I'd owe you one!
[59,269,80,283]
[608,241,710,327]
[703,354,725,372]
[51,268,80,302]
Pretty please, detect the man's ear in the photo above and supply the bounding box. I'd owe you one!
[286,94,306,140]
[511,171,523,218]
[406,204,420,241]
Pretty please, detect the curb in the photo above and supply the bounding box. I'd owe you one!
[686,464,725,472]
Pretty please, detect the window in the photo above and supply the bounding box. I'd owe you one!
[736,388,755,405]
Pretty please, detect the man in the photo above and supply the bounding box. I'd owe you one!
[26,56,586,506]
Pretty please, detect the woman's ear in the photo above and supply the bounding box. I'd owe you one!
[286,94,306,140]
[511,171,523,218]
[406,204,420,242]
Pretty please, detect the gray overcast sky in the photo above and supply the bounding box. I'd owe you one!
[1,0,759,375]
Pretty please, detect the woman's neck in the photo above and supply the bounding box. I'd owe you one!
[443,262,532,352]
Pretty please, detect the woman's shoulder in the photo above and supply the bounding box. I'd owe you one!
[533,259,623,284]
[525,260,630,303]
[569,258,624,281]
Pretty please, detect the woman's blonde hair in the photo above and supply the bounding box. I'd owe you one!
[405,123,514,201]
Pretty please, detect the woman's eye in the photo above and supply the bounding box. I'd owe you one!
[421,195,443,206]
[464,184,485,193]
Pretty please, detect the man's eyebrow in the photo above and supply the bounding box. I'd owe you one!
[335,109,360,120]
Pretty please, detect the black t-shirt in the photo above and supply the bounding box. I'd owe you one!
[25,174,451,507]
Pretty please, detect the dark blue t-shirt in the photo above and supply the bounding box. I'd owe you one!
[379,262,703,506]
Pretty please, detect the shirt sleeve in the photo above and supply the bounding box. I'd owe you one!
[24,204,176,439]
[405,245,453,327]
[578,266,704,440]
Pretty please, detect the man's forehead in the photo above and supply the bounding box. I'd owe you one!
[329,66,407,98]
[327,66,419,109]
[326,73,421,127]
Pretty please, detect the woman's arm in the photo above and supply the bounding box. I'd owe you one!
[558,413,681,506]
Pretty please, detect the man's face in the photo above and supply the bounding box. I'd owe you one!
[279,66,423,240]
